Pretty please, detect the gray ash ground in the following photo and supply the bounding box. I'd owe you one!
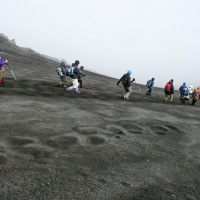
[0,37,200,199]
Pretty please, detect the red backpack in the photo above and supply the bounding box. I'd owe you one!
[164,83,171,93]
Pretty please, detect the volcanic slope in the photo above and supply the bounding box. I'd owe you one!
[0,37,200,200]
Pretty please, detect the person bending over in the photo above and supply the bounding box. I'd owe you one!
[146,78,155,96]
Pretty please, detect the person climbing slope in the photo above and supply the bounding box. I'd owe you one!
[56,61,68,88]
[117,70,135,99]
[164,81,171,103]
[78,66,85,88]
[191,89,200,106]
[179,82,187,99]
[66,60,86,93]
[146,78,155,96]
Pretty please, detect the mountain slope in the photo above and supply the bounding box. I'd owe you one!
[0,36,200,200]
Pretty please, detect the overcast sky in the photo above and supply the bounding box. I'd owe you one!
[1,0,200,88]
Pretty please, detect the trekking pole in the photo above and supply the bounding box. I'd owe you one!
[6,63,17,80]
[84,77,95,89]
[134,81,142,92]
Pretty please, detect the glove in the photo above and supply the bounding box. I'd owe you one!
[117,82,119,85]
[132,78,135,81]
[5,60,8,63]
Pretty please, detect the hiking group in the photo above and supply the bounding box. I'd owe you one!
[0,49,199,106]
[117,70,200,106]
[56,60,86,93]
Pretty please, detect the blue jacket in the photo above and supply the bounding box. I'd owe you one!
[179,85,188,93]
[148,80,154,89]
[179,85,189,96]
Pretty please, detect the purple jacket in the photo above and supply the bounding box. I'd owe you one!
[0,57,7,70]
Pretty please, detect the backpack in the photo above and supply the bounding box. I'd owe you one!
[56,67,63,76]
[164,83,171,94]
[66,66,75,77]
[122,75,128,85]
[146,80,151,87]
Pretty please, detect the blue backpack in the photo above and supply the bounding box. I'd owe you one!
[66,66,75,77]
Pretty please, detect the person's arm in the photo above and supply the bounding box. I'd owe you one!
[0,60,7,66]
[130,78,135,83]
[76,68,85,76]
[117,75,124,85]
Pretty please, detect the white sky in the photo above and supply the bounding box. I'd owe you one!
[1,0,200,88]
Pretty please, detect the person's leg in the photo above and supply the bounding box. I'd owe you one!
[192,99,196,105]
[66,86,74,91]
[79,80,82,88]
[62,81,67,88]
[170,93,174,102]
[164,93,168,102]
[124,87,132,99]
[72,79,80,93]
[74,87,80,93]
[148,88,152,95]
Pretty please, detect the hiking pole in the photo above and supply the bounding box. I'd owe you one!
[84,77,96,89]
[6,63,17,80]
[134,81,142,92]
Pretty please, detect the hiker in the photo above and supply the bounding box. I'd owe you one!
[164,81,171,103]
[180,86,190,104]
[191,89,200,106]
[78,66,84,88]
[66,60,86,93]
[179,82,188,100]
[0,56,8,86]
[146,78,155,96]
[56,62,68,88]
[170,79,174,102]
[117,70,135,99]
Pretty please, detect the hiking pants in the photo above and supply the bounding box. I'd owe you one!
[124,86,132,98]
[170,94,174,102]
[164,90,171,102]
[146,88,152,95]
[192,99,197,105]
[78,80,82,88]
[66,85,79,93]
[165,94,171,102]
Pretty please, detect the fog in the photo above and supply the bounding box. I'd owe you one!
[1,0,200,88]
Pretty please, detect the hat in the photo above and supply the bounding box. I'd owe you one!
[127,70,132,75]
[75,60,80,65]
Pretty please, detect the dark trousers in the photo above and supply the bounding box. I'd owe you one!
[192,99,197,105]
[146,88,152,95]
[78,80,82,88]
